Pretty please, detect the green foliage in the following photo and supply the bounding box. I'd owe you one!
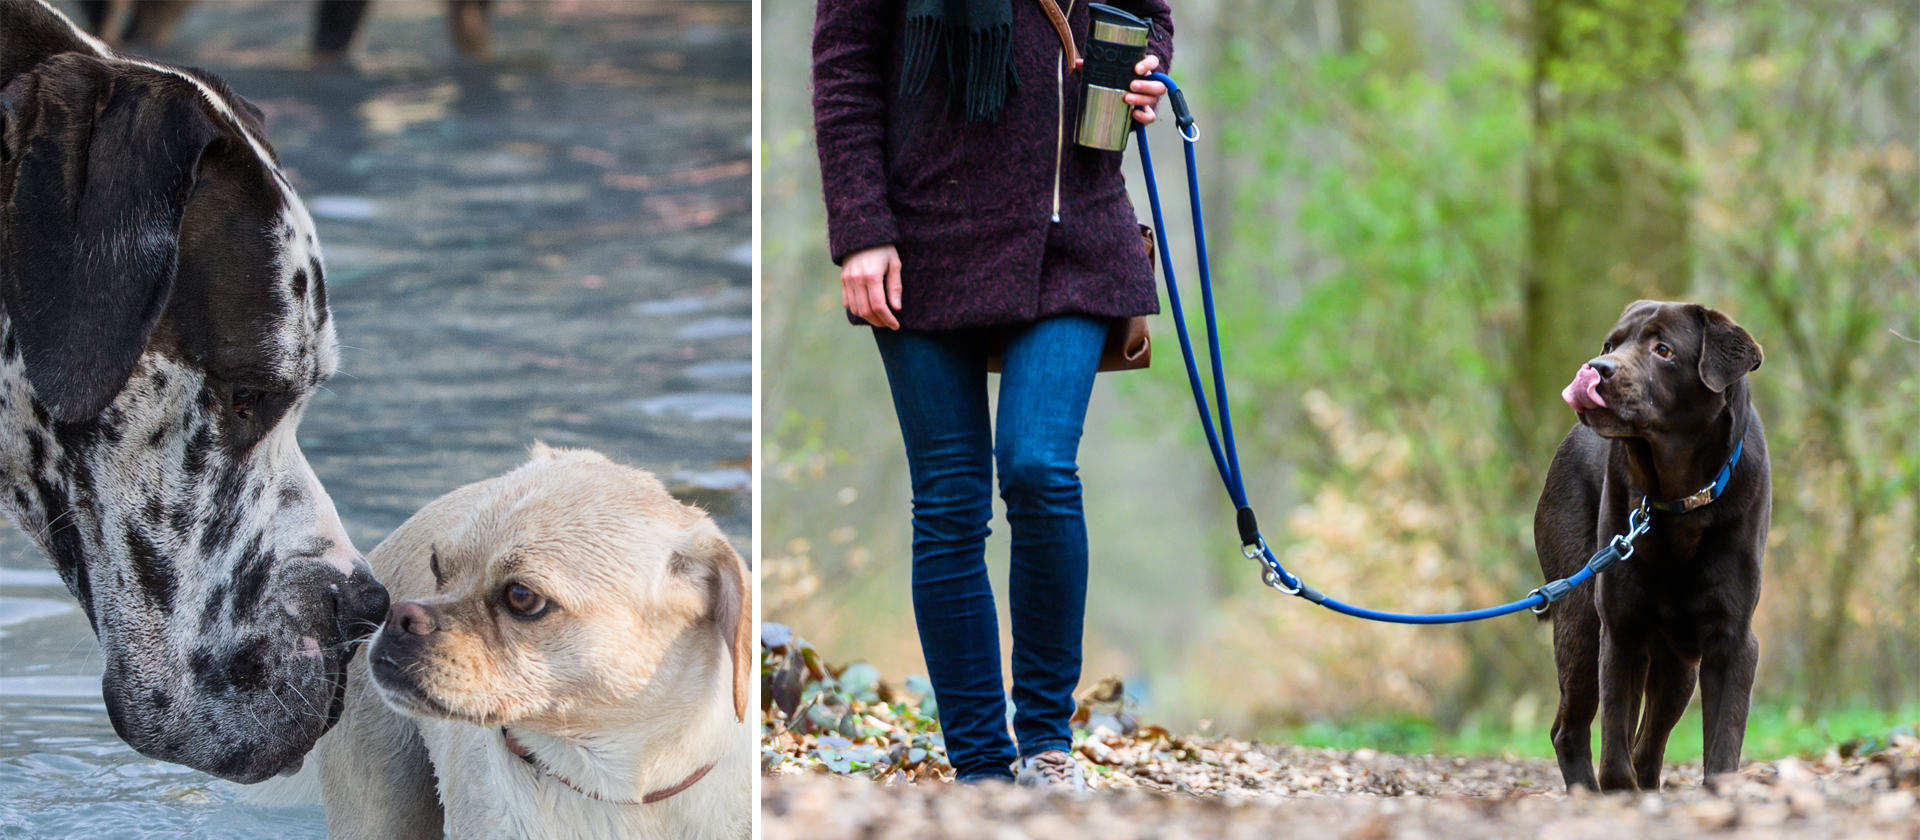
[1185,0,1548,726]
[1271,701,1920,762]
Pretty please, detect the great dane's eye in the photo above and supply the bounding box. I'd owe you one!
[1603,342,1614,354]
[1654,343,1673,359]
[502,583,550,619]
[231,387,264,420]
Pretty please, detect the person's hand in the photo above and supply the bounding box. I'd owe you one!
[841,244,902,329]
[1128,54,1167,125]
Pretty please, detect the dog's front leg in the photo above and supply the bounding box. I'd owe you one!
[1699,627,1758,777]
[1596,625,1650,791]
[1547,586,1601,792]
[1629,643,1696,790]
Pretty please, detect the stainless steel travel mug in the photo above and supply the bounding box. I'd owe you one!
[1074,4,1151,151]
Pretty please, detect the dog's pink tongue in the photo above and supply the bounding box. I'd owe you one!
[1561,365,1607,413]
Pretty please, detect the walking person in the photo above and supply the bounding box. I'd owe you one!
[812,0,1174,787]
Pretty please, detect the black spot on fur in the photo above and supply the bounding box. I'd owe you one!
[189,646,231,694]
[309,258,327,310]
[229,638,270,691]
[127,528,174,616]
[26,432,46,477]
[192,637,271,694]
[184,423,213,477]
[230,534,273,621]
[289,268,308,304]
[201,583,229,635]
[33,478,91,624]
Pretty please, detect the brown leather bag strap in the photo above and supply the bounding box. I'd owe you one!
[1032,0,1081,69]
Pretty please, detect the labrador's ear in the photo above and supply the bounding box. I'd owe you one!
[677,525,751,723]
[0,56,216,422]
[1689,305,1764,394]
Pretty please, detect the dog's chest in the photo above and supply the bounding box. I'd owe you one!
[1602,528,1760,627]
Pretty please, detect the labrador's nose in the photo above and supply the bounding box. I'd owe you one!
[387,601,438,636]
[1587,357,1618,379]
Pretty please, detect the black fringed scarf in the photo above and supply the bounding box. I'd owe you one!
[900,0,1019,123]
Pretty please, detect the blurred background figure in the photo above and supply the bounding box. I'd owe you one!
[75,0,495,64]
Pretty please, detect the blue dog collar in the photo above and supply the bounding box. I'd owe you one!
[1645,438,1744,514]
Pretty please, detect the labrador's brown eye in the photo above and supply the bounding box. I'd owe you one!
[503,583,549,619]
[1654,343,1673,359]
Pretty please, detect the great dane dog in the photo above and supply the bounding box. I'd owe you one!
[0,0,388,782]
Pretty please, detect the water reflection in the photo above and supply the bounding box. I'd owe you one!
[0,2,748,836]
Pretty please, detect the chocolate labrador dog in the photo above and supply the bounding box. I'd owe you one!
[1534,300,1768,792]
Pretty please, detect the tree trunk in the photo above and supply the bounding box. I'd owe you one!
[1514,0,1692,466]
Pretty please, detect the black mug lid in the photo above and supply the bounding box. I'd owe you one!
[1089,3,1149,30]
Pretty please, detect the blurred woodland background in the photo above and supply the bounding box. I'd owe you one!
[763,0,1920,755]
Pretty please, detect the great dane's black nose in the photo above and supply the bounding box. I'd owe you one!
[341,570,391,639]
[1587,357,1618,379]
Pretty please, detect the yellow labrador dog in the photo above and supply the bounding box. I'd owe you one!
[314,445,751,839]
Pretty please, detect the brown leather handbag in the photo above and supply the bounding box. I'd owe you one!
[1099,227,1154,372]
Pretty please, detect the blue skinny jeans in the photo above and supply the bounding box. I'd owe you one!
[872,314,1106,781]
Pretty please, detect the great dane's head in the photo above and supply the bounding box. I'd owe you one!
[1562,300,1765,440]
[0,0,388,782]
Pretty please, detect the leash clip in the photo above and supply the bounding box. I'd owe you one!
[1261,566,1301,596]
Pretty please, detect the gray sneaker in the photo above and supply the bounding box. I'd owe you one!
[1015,749,1086,792]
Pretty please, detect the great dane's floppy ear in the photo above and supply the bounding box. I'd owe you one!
[677,525,751,723]
[1689,305,1764,393]
[0,55,217,422]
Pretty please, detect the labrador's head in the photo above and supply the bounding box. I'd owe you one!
[1562,300,1764,439]
[367,446,751,733]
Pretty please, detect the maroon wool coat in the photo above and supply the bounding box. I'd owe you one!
[813,0,1174,330]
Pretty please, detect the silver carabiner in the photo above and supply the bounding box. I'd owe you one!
[1609,532,1636,562]
[1242,535,1270,561]
[1262,567,1302,596]
[1609,502,1654,562]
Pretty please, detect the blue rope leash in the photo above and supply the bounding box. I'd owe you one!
[1134,72,1645,624]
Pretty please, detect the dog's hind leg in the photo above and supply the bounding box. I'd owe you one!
[1630,644,1695,790]
[1700,628,1758,777]
[1548,587,1601,792]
